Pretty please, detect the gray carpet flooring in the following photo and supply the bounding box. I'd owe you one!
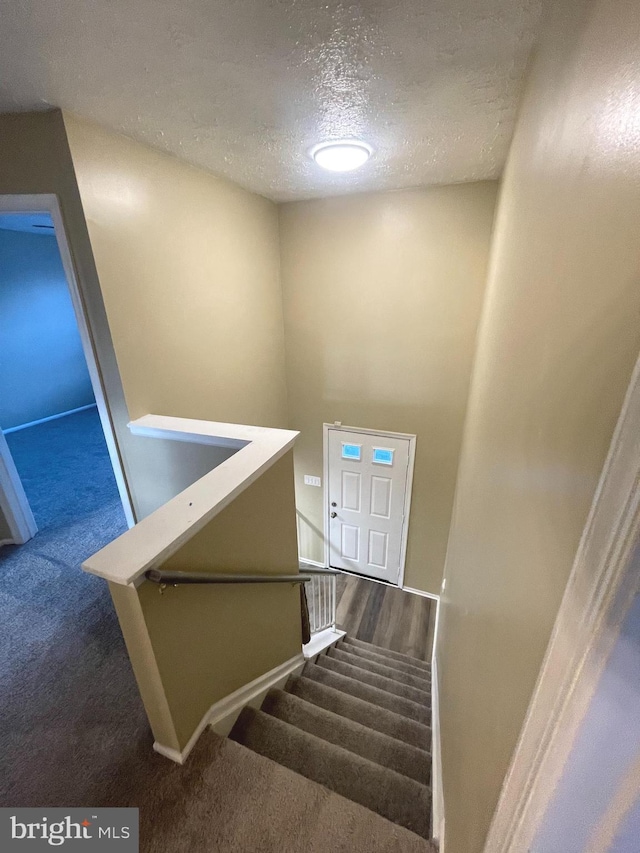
[231,636,435,844]
[0,410,142,807]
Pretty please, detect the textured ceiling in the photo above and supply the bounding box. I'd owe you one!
[0,0,541,201]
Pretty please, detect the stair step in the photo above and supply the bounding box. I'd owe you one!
[286,676,431,751]
[338,640,433,681]
[230,707,431,839]
[302,663,431,726]
[328,646,431,690]
[262,688,431,785]
[177,731,436,852]
[342,637,431,672]
[316,655,431,707]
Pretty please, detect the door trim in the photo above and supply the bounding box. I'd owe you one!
[322,423,416,588]
[0,429,37,545]
[0,194,136,534]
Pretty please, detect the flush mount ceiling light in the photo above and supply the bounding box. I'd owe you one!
[310,140,373,172]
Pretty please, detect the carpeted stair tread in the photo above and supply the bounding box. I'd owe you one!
[338,640,433,680]
[303,662,431,726]
[342,637,431,672]
[230,707,431,838]
[328,646,431,690]
[316,654,431,707]
[152,729,436,852]
[262,688,431,785]
[286,676,431,751]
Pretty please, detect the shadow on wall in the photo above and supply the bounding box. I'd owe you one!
[125,435,239,518]
[0,227,94,431]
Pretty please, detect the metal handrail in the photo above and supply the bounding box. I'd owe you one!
[145,569,311,585]
[298,566,340,576]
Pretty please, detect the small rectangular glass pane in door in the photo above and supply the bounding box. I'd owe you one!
[372,447,394,465]
[342,443,362,460]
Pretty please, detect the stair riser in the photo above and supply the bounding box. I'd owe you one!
[339,641,432,680]
[317,656,431,706]
[263,689,431,785]
[231,707,431,839]
[287,676,432,751]
[342,637,431,673]
[329,647,431,690]
[304,663,431,726]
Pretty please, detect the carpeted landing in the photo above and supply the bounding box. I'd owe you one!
[230,635,436,848]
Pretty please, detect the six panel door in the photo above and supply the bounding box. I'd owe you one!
[327,429,411,584]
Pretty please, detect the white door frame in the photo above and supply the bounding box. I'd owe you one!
[483,350,640,853]
[0,194,136,540]
[0,429,37,545]
[323,423,416,588]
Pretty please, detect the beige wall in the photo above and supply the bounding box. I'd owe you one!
[63,114,289,517]
[0,111,289,521]
[111,452,302,751]
[63,113,288,429]
[437,0,640,850]
[279,184,497,593]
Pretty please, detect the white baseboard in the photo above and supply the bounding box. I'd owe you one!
[431,612,445,848]
[2,403,97,435]
[299,558,328,569]
[402,585,440,601]
[153,653,305,764]
[0,538,14,548]
[325,566,440,601]
[303,627,346,659]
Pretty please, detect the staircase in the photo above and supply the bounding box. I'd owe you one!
[230,635,435,848]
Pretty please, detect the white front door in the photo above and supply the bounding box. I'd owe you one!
[327,428,412,584]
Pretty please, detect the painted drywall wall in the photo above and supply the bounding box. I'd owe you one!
[0,229,94,430]
[63,113,288,430]
[0,110,289,522]
[63,113,289,517]
[436,0,640,850]
[279,184,496,593]
[532,589,640,853]
[110,452,301,751]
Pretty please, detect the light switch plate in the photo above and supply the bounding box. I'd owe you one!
[304,475,322,487]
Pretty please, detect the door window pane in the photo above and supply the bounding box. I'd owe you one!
[372,447,394,465]
[341,443,362,461]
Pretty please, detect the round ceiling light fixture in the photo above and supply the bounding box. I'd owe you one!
[310,139,373,172]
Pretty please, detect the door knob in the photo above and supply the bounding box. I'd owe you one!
[330,511,337,518]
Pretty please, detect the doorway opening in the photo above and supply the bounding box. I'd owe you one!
[0,206,133,553]
[0,202,142,808]
[323,424,416,587]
